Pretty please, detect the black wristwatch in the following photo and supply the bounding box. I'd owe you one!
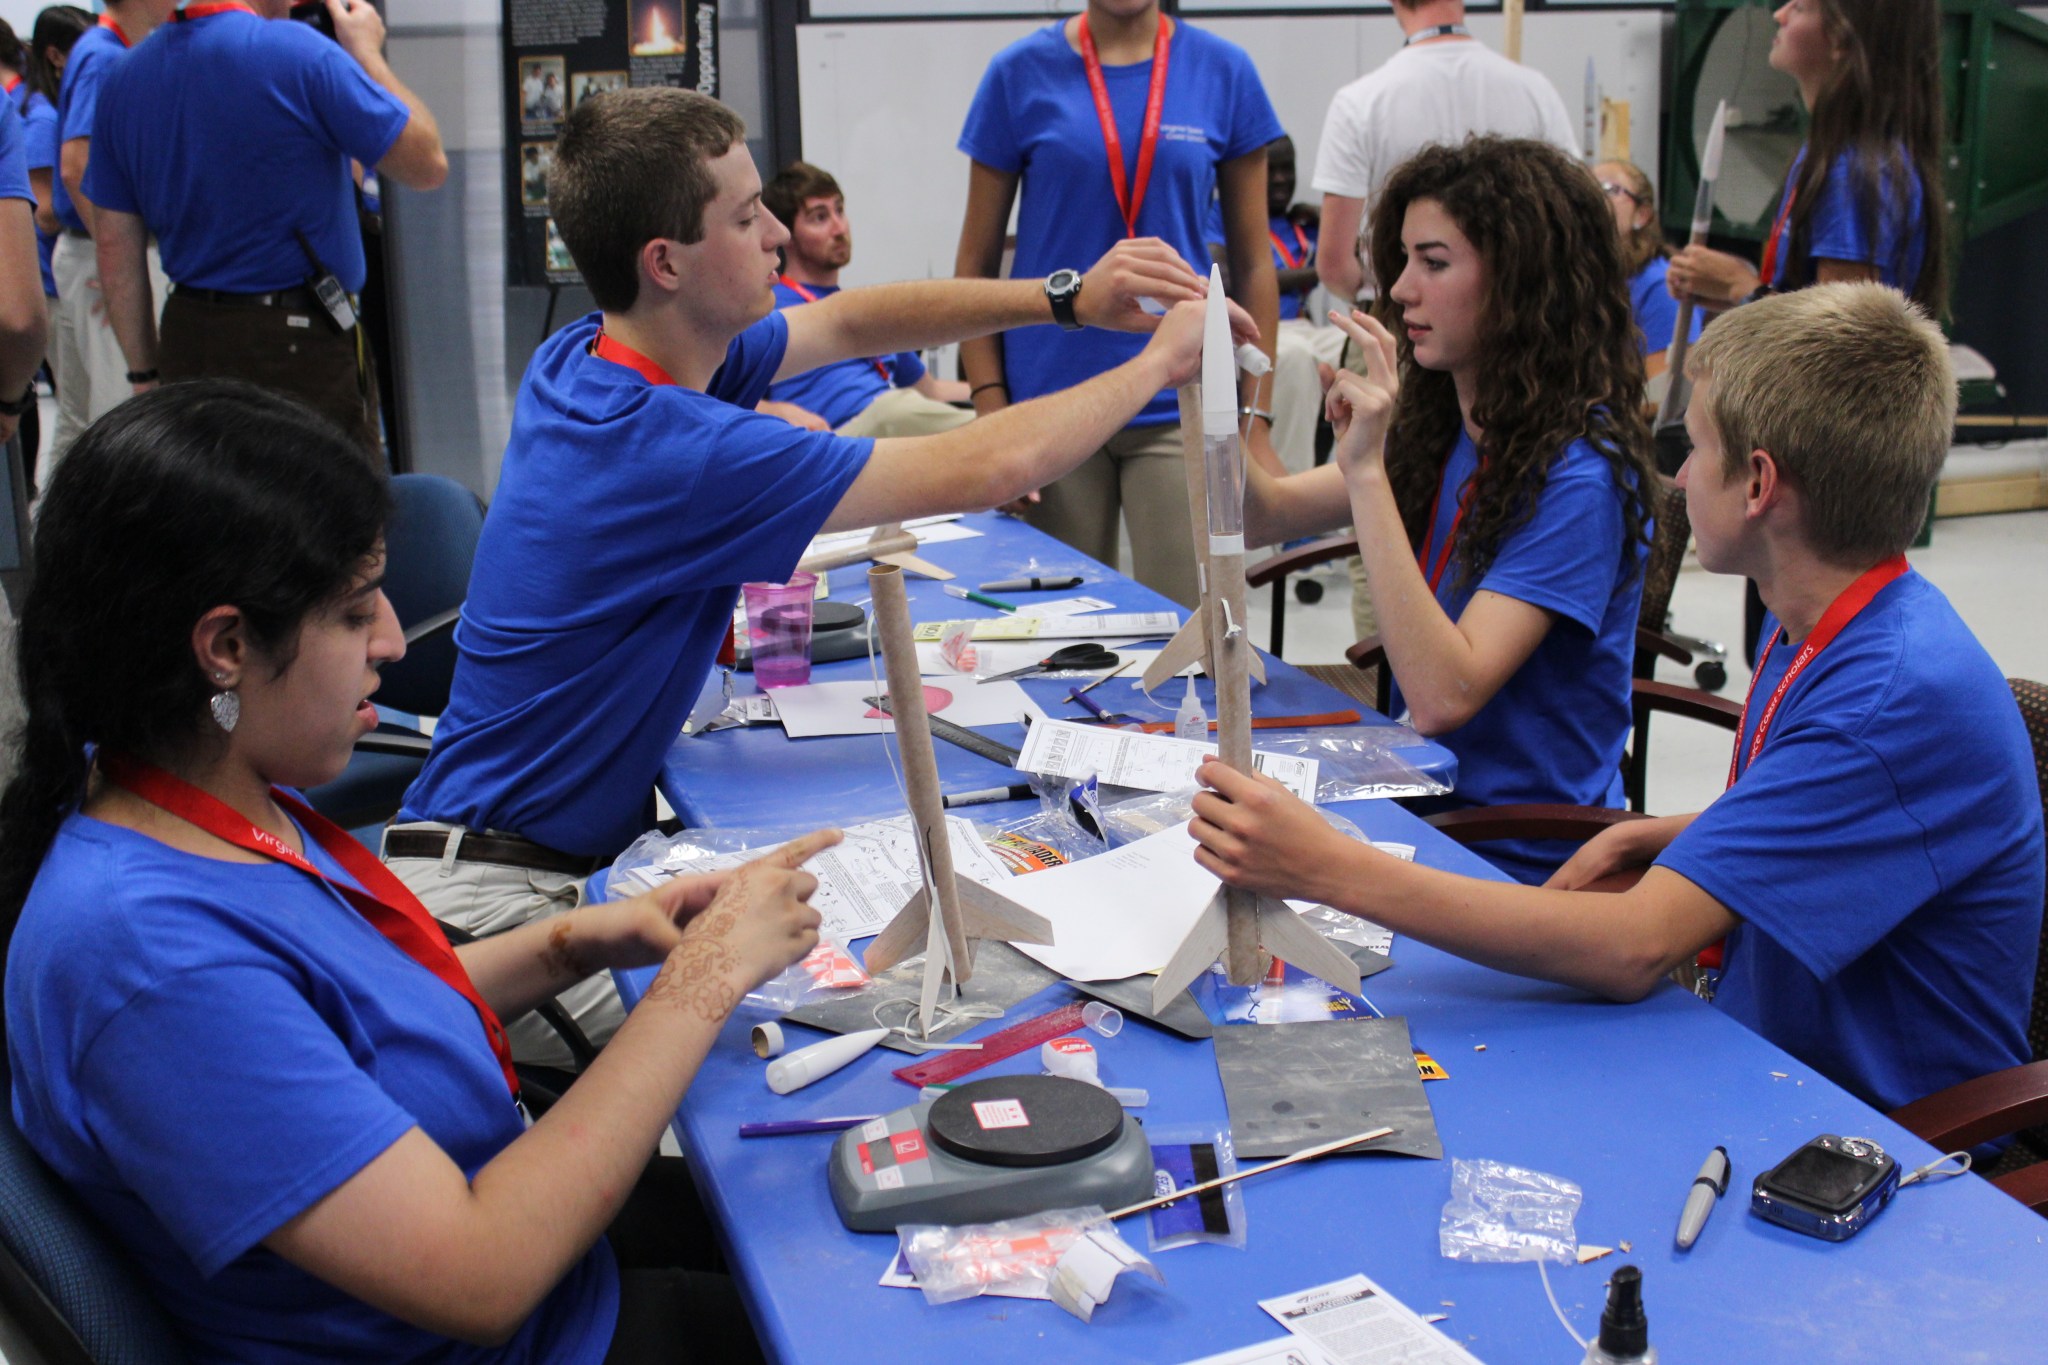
[1045,268,1083,332]
[0,382,32,418]
[126,368,160,384]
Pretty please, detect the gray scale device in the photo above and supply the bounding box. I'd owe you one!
[828,1075,1155,1231]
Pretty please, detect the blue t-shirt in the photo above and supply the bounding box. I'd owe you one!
[1659,573,2042,1112]
[762,279,925,428]
[19,89,57,296]
[84,8,406,292]
[0,98,31,206]
[401,311,874,859]
[1766,145,1927,295]
[51,21,128,235]
[1396,432,1646,884]
[7,813,617,1363]
[1628,257,1700,357]
[1268,214,1315,322]
[958,21,1282,426]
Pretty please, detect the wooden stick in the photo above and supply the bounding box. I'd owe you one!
[1104,1127,1398,1221]
[1502,0,1523,63]
[798,527,919,576]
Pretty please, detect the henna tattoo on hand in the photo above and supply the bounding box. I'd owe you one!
[539,916,598,984]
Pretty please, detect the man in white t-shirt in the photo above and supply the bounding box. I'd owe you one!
[1310,0,1579,641]
[1312,0,1579,305]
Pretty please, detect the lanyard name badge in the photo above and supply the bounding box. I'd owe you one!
[1402,23,1470,46]
[99,753,524,1105]
[1268,223,1311,270]
[777,275,891,383]
[1419,456,1483,595]
[1078,14,1171,240]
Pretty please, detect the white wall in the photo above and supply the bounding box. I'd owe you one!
[798,9,1669,294]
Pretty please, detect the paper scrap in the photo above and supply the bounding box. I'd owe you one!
[1048,1226,1164,1322]
[913,611,1181,642]
[801,514,977,561]
[1016,595,1116,618]
[1261,1273,1483,1365]
[767,677,1046,739]
[1177,1341,1338,1365]
[1577,1244,1614,1264]
[1017,718,1319,801]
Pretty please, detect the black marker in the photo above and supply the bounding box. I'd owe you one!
[978,575,1082,593]
[940,783,1035,809]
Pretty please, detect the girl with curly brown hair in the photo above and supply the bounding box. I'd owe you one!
[1249,135,1657,883]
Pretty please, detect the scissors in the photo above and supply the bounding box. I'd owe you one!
[981,643,1119,683]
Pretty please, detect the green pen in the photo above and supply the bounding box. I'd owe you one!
[943,584,1018,613]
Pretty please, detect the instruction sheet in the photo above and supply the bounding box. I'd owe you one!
[1016,718,1319,800]
[1261,1274,1482,1365]
[766,677,1045,739]
[801,514,979,561]
[912,611,1181,642]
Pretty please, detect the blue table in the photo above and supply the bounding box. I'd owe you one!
[609,517,2048,1363]
[658,512,1455,830]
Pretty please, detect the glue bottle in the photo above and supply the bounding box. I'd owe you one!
[1174,677,1208,742]
[1581,1264,1655,1364]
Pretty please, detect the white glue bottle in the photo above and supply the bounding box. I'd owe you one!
[1174,676,1208,742]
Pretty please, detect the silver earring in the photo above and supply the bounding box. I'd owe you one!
[210,689,240,733]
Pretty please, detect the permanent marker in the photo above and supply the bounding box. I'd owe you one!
[940,783,1035,809]
[943,584,1018,612]
[1675,1145,1730,1249]
[978,575,1083,593]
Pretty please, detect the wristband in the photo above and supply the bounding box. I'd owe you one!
[970,381,1008,398]
[0,382,32,418]
[126,368,160,384]
[1241,406,1274,424]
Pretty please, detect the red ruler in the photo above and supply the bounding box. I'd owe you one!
[890,1001,1089,1088]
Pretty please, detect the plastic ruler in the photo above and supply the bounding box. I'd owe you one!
[890,1001,1088,1087]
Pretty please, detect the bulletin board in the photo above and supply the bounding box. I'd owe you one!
[502,0,720,287]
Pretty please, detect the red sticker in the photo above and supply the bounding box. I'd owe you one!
[864,685,953,720]
[890,1131,929,1163]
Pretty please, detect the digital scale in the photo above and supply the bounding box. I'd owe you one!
[828,1075,1155,1231]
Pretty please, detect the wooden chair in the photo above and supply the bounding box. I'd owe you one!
[1887,678,2048,1214]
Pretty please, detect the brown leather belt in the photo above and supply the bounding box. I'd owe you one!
[384,828,597,877]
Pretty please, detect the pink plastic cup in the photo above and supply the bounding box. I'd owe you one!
[743,572,817,688]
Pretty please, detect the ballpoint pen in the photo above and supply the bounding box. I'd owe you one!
[979,575,1083,593]
[943,584,1018,613]
[1676,1145,1730,1249]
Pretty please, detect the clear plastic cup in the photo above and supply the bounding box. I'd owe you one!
[742,572,817,689]
[1082,1002,1123,1038]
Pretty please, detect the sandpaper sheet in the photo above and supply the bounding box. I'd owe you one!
[1212,1017,1442,1161]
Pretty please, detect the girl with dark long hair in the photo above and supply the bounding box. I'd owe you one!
[3,383,834,1363]
[1665,0,1946,316]
[1248,136,1658,884]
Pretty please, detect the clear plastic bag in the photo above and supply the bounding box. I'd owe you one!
[1439,1158,1583,1265]
[1243,728,1452,802]
[1143,1125,1247,1252]
[895,1206,1162,1319]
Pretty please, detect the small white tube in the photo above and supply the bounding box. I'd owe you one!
[1082,1002,1124,1038]
[751,1022,786,1059]
[765,1027,889,1095]
[1234,342,1271,377]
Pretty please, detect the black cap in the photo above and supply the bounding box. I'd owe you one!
[1597,1264,1650,1358]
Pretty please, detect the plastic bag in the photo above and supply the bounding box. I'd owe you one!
[1143,1126,1247,1252]
[1439,1158,1582,1265]
[1242,727,1452,803]
[896,1207,1162,1320]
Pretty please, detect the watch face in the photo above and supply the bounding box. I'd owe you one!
[1048,269,1081,296]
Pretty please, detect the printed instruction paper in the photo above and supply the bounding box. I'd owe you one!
[1261,1274,1482,1365]
[913,611,1181,643]
[1017,718,1320,800]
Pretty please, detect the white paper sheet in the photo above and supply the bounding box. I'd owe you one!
[997,826,1221,982]
[1177,1341,1337,1365]
[767,677,1045,739]
[915,642,1197,681]
[1261,1274,1482,1365]
[1016,718,1319,801]
[1015,595,1116,618]
[801,514,978,561]
[913,611,1181,642]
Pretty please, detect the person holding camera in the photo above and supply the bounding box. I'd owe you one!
[84,0,446,461]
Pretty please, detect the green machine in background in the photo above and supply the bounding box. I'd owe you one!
[1664,0,2048,250]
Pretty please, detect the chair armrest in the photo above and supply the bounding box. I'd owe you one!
[1343,634,1386,671]
[353,731,434,759]
[1992,1160,2048,1215]
[1635,627,1694,670]
[1887,1059,2048,1153]
[403,606,462,649]
[1247,535,1359,588]
[1633,679,1743,730]
[1424,804,1651,845]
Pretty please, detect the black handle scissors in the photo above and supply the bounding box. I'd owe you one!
[981,643,1120,683]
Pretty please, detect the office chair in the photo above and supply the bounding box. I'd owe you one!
[1888,678,2048,1214]
[0,1056,187,1365]
[304,473,485,830]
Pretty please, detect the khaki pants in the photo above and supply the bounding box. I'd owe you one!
[383,822,626,1071]
[1337,328,1381,643]
[835,385,974,439]
[1269,318,1346,476]
[49,234,166,476]
[159,289,382,461]
[1027,421,1199,608]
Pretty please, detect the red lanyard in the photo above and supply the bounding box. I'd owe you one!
[99,754,522,1101]
[1,75,18,95]
[1418,456,1482,595]
[777,275,891,383]
[590,328,676,386]
[97,13,134,45]
[1725,555,1909,788]
[177,1,255,18]
[1077,14,1171,240]
[1758,183,1798,288]
[1268,223,1310,270]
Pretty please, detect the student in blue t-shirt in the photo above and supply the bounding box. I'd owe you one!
[85,0,446,459]
[953,0,1288,606]
[386,89,1246,1066]
[1194,283,2044,1118]
[0,98,45,455]
[754,159,972,438]
[1235,138,1658,884]
[3,382,840,1363]
[1594,158,1702,386]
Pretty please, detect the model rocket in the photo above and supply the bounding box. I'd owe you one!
[1657,100,1727,429]
[797,523,953,581]
[1148,270,1363,1013]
